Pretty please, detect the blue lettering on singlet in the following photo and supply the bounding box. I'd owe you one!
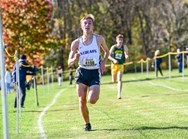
[80,49,97,55]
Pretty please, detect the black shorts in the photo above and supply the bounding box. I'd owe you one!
[75,67,101,87]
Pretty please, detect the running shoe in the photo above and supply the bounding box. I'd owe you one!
[85,123,91,131]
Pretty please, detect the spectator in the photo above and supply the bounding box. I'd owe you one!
[69,67,73,85]
[12,54,36,108]
[57,66,63,86]
[175,48,183,73]
[5,67,12,94]
[154,50,163,77]
[186,46,188,68]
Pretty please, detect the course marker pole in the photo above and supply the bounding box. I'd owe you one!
[141,61,143,74]
[168,54,171,78]
[41,66,44,86]
[15,51,21,133]
[51,66,54,84]
[47,68,50,93]
[182,53,184,78]
[0,9,9,139]
[154,58,157,78]
[146,60,149,78]
[33,76,39,106]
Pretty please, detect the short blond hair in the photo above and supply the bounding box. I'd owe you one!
[116,34,124,39]
[80,14,95,25]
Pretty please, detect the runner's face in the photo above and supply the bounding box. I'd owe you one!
[116,37,123,45]
[81,18,94,34]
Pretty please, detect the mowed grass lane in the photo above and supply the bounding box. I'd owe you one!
[0,70,188,139]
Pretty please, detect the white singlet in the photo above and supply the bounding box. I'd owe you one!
[78,34,100,69]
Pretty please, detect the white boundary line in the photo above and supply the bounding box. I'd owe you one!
[131,78,188,92]
[38,89,65,139]
[148,81,188,92]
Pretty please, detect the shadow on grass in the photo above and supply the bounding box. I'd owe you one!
[130,126,188,130]
[102,74,188,85]
[95,126,188,131]
[23,108,64,113]
[8,108,64,113]
[102,77,157,85]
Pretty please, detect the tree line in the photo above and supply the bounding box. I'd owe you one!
[50,0,188,70]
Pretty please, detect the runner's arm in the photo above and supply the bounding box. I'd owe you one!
[68,39,79,67]
[98,35,109,74]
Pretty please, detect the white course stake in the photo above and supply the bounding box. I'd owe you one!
[0,10,9,139]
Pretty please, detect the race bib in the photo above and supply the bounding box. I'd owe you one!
[115,53,122,60]
[83,58,97,67]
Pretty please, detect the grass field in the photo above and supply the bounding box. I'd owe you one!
[0,69,188,139]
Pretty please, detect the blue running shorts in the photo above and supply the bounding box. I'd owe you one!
[75,67,101,87]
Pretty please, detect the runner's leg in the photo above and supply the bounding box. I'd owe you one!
[77,83,90,124]
[117,71,123,99]
[88,85,100,104]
